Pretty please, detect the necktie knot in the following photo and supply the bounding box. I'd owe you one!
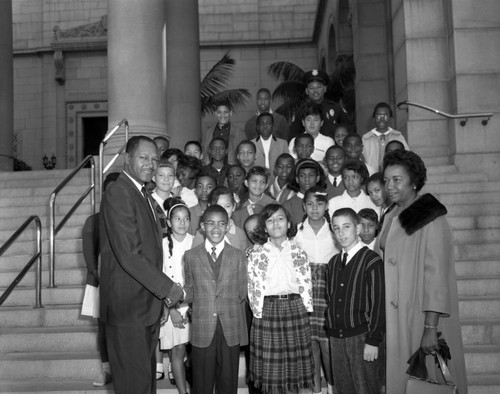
[211,246,217,261]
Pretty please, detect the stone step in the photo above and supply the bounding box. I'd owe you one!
[0,305,93,328]
[420,155,450,166]
[0,184,96,199]
[0,285,84,307]
[0,214,90,232]
[467,374,500,394]
[459,296,500,320]
[447,203,500,217]
[424,181,500,195]
[0,350,247,381]
[0,252,84,270]
[464,345,500,375]
[457,276,500,296]
[0,201,93,219]
[453,229,500,244]
[449,216,500,230]
[0,326,98,354]
[0,267,86,288]
[0,225,83,243]
[0,238,81,257]
[455,260,500,277]
[0,193,94,208]
[461,319,500,346]
[438,191,500,206]
[454,243,500,261]
[426,164,459,175]
[426,172,489,184]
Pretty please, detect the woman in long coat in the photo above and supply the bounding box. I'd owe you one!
[377,150,467,394]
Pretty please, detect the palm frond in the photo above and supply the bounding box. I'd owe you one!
[200,52,236,100]
[272,80,305,103]
[201,89,251,116]
[267,62,305,82]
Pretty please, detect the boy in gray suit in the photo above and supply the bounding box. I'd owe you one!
[184,205,248,394]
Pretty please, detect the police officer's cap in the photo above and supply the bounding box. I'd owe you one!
[303,69,329,86]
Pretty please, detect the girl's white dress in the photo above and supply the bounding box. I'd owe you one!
[159,233,193,350]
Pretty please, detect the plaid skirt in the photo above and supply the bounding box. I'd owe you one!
[310,263,329,343]
[249,295,314,394]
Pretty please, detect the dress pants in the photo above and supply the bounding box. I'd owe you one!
[191,319,240,394]
[105,321,160,394]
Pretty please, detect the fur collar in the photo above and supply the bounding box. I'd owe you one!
[399,193,447,235]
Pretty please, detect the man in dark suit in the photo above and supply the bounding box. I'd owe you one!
[251,112,288,173]
[99,135,184,394]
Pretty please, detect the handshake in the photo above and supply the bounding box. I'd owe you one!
[164,282,184,307]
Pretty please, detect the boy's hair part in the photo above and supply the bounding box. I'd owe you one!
[358,208,379,224]
[341,160,369,183]
[372,102,393,118]
[184,140,202,151]
[332,207,359,225]
[295,133,315,146]
[208,185,235,206]
[237,140,256,153]
[302,103,324,120]
[246,165,269,182]
[202,204,229,222]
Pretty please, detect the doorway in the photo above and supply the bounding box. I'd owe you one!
[82,116,108,157]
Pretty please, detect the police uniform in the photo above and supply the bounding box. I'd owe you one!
[288,70,348,142]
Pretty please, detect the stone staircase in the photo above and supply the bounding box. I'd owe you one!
[0,164,499,393]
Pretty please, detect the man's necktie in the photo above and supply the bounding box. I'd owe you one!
[341,252,348,269]
[141,186,149,200]
[333,177,337,187]
[211,246,217,261]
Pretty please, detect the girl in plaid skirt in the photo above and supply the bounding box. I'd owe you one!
[295,186,338,394]
[247,204,314,393]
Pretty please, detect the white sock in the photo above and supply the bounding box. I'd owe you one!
[102,362,111,374]
[156,362,163,373]
[328,383,334,394]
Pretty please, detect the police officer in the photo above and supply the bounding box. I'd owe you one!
[288,69,348,142]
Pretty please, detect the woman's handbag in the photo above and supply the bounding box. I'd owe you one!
[406,348,457,394]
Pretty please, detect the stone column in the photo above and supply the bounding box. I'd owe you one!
[0,0,14,171]
[106,0,167,154]
[165,0,201,148]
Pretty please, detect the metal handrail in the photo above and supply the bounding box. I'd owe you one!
[48,155,96,288]
[397,101,493,126]
[99,119,129,199]
[0,216,43,308]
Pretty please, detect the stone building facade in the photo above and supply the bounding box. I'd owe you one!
[6,0,500,178]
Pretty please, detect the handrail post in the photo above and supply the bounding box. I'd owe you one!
[48,194,56,288]
[90,157,95,215]
[35,216,43,308]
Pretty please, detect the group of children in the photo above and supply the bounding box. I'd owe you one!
[85,95,411,394]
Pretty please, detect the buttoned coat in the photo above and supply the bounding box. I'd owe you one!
[251,136,288,170]
[184,242,248,348]
[379,199,467,394]
[99,174,175,327]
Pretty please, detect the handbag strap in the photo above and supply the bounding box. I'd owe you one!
[435,353,455,386]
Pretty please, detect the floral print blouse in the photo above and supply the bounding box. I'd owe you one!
[247,239,313,318]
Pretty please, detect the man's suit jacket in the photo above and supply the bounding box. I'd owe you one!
[184,242,248,348]
[244,112,289,141]
[99,173,175,327]
[251,136,288,170]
